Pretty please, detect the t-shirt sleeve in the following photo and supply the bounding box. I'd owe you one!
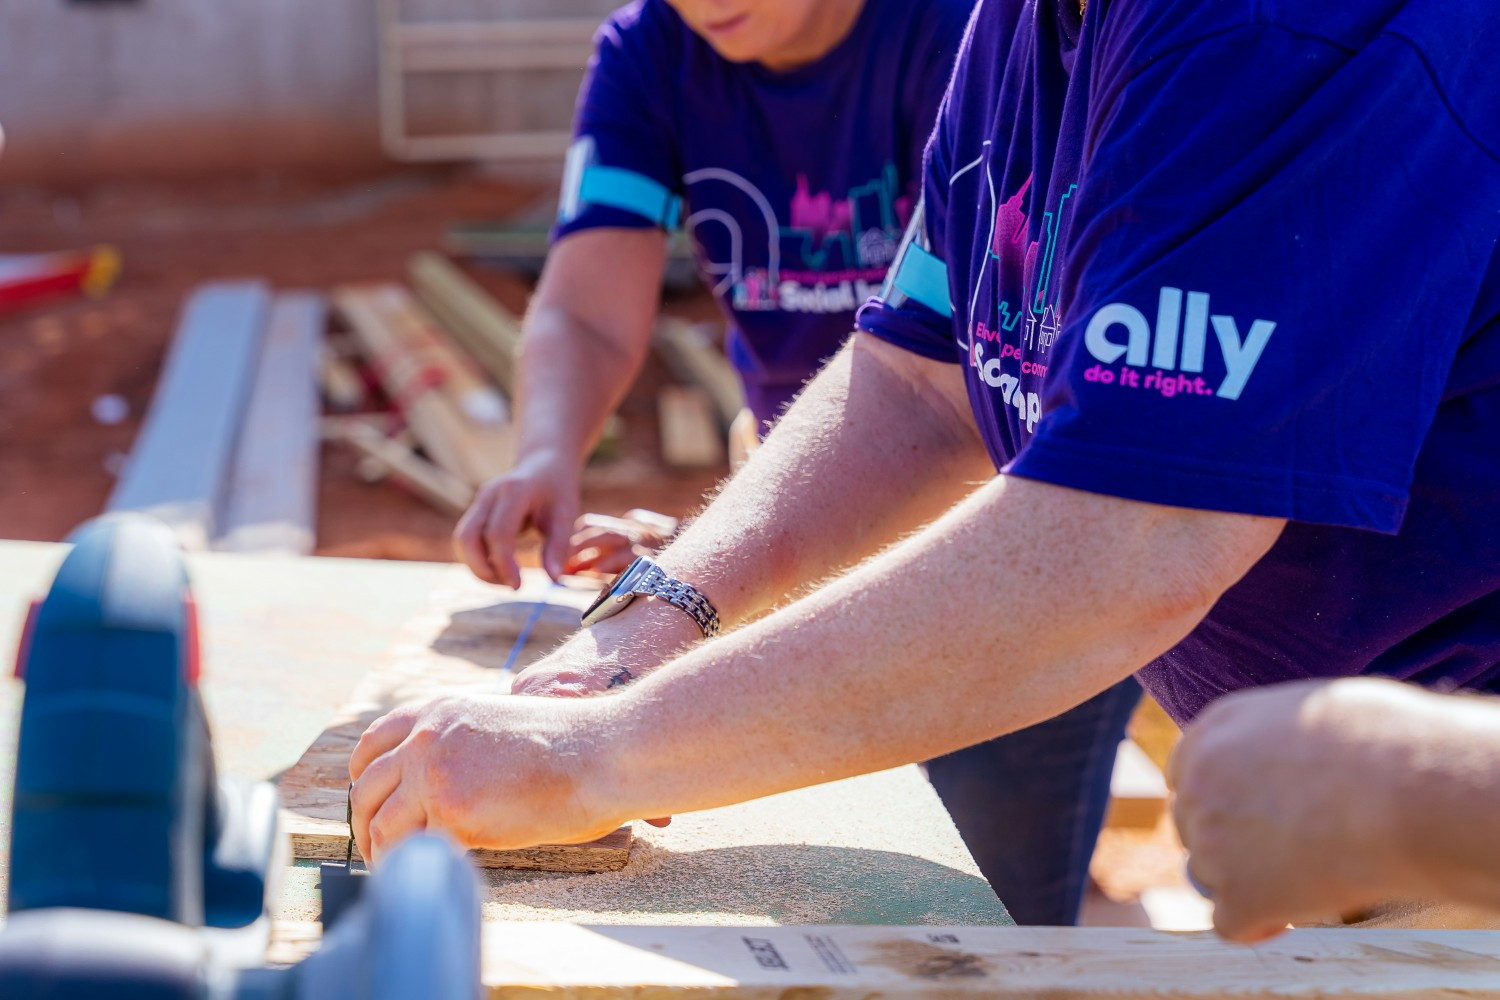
[1010,23,1500,532]
[856,93,963,364]
[552,4,683,242]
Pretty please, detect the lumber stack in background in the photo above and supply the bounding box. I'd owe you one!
[334,284,515,489]
[658,385,725,469]
[654,319,745,432]
[409,251,522,397]
[216,292,325,555]
[382,285,516,482]
[108,281,271,550]
[322,415,473,516]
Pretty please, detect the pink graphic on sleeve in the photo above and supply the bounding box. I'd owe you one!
[990,173,1034,270]
[790,175,854,240]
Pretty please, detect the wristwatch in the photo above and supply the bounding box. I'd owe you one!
[581,556,721,638]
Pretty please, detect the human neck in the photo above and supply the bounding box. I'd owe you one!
[758,0,867,72]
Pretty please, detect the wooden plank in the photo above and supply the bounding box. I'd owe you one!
[217,292,325,556]
[334,284,514,487]
[654,320,746,432]
[375,284,516,484]
[265,923,1500,998]
[659,386,725,469]
[277,578,632,873]
[108,281,271,550]
[1105,739,1169,830]
[319,341,369,412]
[409,251,522,396]
[326,415,474,516]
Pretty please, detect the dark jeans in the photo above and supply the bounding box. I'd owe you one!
[925,676,1144,925]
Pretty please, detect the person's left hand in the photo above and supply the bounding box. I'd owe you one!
[564,509,679,576]
[1169,678,1430,942]
[348,693,627,865]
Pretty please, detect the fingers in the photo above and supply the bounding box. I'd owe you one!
[454,478,549,589]
[541,497,580,582]
[565,524,632,573]
[1214,906,1289,944]
[622,509,678,542]
[350,704,422,781]
[480,487,535,590]
[645,817,673,827]
[1204,865,1294,942]
[454,488,504,585]
[582,548,639,575]
[569,524,634,552]
[349,750,401,864]
[365,784,428,867]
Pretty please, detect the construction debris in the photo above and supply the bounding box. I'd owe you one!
[408,251,522,396]
[0,246,119,314]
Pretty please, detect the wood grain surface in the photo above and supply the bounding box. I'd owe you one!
[267,922,1500,998]
[276,574,634,872]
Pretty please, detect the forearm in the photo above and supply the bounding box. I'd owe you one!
[657,333,992,624]
[1387,688,1500,909]
[515,303,647,466]
[591,477,1282,820]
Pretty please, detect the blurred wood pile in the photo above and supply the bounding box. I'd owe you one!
[104,249,742,556]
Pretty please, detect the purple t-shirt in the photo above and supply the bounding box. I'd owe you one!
[554,0,974,425]
[859,0,1500,723]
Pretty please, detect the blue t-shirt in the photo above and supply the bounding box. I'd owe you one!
[554,0,974,424]
[859,0,1500,723]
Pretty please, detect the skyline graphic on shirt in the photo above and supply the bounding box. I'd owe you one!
[684,163,917,315]
[983,170,1076,352]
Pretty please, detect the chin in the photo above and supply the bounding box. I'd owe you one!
[704,38,769,63]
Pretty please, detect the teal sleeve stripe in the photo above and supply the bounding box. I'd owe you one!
[893,243,953,318]
[578,166,683,229]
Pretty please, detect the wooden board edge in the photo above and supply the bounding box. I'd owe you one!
[283,811,633,873]
[264,923,1500,998]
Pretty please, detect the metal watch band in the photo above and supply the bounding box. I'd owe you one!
[633,562,721,639]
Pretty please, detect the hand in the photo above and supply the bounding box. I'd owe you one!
[509,600,701,829]
[348,693,627,865]
[564,509,679,576]
[1169,678,1433,942]
[453,450,579,587]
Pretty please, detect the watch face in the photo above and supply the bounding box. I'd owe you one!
[581,557,651,626]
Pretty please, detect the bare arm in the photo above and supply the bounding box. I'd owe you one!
[349,476,1285,861]
[597,479,1284,816]
[454,228,667,585]
[511,332,996,694]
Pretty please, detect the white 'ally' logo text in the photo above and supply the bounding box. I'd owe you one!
[1083,287,1275,401]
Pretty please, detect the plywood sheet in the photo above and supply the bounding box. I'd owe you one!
[1,545,1009,928]
[276,573,633,872]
